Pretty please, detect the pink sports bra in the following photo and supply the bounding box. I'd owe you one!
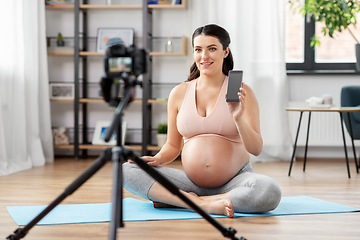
[177,77,242,144]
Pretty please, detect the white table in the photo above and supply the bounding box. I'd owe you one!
[286,106,360,178]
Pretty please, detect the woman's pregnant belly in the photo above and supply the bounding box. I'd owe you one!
[181,135,250,187]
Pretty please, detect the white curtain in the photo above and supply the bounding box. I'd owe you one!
[188,0,293,161]
[0,0,54,176]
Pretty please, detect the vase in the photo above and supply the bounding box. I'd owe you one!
[57,40,65,47]
[156,134,167,147]
[165,39,173,53]
[355,44,360,72]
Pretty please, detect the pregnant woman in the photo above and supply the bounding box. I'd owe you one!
[123,24,281,218]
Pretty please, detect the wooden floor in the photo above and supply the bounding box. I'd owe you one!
[1,157,360,240]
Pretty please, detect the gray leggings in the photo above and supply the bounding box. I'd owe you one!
[122,161,281,213]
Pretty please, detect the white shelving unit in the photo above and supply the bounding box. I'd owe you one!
[46,0,188,158]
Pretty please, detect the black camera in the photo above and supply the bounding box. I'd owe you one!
[104,44,147,77]
[101,44,147,105]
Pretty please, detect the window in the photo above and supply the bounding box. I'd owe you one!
[285,0,360,72]
[315,20,360,63]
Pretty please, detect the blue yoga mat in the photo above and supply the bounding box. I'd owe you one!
[7,196,359,226]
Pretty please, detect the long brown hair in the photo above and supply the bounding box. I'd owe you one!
[187,24,234,81]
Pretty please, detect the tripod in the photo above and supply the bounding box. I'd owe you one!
[6,76,246,240]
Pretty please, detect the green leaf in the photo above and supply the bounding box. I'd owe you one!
[310,35,320,48]
[289,0,360,46]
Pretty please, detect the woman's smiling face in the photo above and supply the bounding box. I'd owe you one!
[193,34,229,77]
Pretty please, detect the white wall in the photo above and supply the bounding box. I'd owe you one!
[288,74,360,104]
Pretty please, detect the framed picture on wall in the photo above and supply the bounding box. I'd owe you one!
[96,28,134,52]
[92,121,127,145]
[49,83,74,100]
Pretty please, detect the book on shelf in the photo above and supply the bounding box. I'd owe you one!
[158,1,172,4]
[148,0,180,4]
[46,0,74,6]
[172,0,181,4]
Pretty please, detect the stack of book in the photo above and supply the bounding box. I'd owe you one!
[148,0,181,4]
[46,0,74,6]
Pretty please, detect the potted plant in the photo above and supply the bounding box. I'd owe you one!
[156,123,167,147]
[290,0,360,70]
[57,32,65,47]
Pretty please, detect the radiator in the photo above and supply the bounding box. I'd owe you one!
[287,109,353,147]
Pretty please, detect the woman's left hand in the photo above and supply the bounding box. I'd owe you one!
[226,83,246,120]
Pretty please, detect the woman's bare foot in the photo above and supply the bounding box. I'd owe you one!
[201,198,234,218]
[181,191,235,218]
[149,185,234,218]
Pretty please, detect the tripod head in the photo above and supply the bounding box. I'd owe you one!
[100,43,147,107]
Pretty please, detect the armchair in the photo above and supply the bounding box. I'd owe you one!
[341,85,360,168]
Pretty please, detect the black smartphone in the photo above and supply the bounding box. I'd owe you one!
[226,70,243,102]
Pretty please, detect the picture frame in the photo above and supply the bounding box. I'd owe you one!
[96,28,134,53]
[49,83,74,100]
[92,121,127,145]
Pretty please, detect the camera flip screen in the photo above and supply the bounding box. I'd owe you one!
[108,57,132,73]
